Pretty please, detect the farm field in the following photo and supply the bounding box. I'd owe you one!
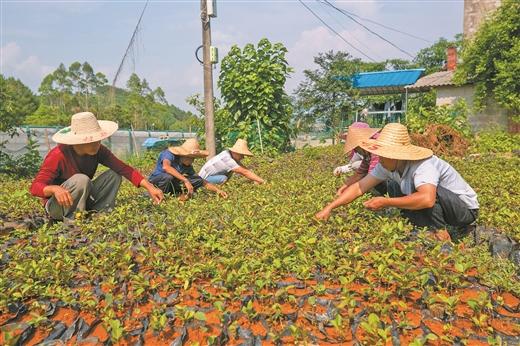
[1,145,519,345]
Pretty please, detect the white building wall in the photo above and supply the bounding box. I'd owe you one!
[435,85,509,131]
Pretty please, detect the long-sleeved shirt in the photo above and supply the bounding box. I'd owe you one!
[30,144,144,202]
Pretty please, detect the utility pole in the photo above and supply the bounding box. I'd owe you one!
[201,0,216,157]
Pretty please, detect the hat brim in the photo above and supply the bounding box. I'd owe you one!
[168,147,208,158]
[344,128,380,154]
[360,139,433,160]
[229,148,254,157]
[52,120,118,145]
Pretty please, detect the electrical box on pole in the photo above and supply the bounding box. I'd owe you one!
[210,46,218,64]
[207,0,217,17]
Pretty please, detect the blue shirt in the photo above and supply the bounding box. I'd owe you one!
[149,149,196,178]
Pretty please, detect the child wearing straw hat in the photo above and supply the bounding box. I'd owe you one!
[334,122,383,196]
[198,139,265,185]
[316,123,479,237]
[148,138,228,200]
[30,112,164,221]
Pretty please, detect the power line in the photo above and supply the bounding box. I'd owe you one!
[298,0,376,62]
[326,2,431,43]
[316,0,384,61]
[320,0,415,58]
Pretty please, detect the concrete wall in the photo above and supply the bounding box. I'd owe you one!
[436,85,475,107]
[463,0,501,39]
[435,85,510,131]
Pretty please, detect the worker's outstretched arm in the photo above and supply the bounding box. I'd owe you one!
[316,174,382,221]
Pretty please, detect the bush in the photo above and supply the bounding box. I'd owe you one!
[0,139,42,177]
[406,99,471,137]
[470,130,520,154]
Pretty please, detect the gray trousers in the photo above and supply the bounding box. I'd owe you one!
[388,181,478,230]
[45,170,122,220]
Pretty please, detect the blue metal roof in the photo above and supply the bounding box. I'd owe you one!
[353,69,424,88]
[337,69,425,95]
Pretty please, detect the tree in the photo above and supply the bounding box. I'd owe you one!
[293,51,374,139]
[455,1,520,117]
[0,75,39,136]
[35,62,108,125]
[218,38,294,154]
[414,35,463,74]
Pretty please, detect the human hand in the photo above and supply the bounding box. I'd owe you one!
[184,180,194,195]
[148,186,164,205]
[217,190,228,199]
[315,207,332,221]
[363,197,387,211]
[53,186,73,207]
[333,165,352,177]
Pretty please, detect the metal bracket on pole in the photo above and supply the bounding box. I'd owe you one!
[195,45,204,64]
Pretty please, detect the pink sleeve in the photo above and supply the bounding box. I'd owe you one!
[368,154,380,172]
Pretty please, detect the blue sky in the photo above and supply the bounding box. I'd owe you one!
[1,0,463,111]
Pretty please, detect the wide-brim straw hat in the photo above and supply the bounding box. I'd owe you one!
[52,112,118,145]
[344,126,380,154]
[169,138,208,158]
[229,139,253,156]
[360,123,433,160]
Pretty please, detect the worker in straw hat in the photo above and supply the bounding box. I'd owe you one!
[198,139,265,185]
[316,123,479,237]
[333,122,385,196]
[148,138,228,200]
[30,112,164,221]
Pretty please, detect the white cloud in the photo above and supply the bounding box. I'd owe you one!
[337,0,382,17]
[0,42,54,89]
[286,26,352,93]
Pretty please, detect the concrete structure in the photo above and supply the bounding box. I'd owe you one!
[407,69,510,131]
[463,0,501,39]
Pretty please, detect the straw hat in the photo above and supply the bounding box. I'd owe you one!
[169,138,208,158]
[52,112,118,145]
[229,139,253,156]
[343,124,380,154]
[360,123,433,160]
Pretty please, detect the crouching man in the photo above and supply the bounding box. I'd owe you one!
[198,139,265,185]
[315,123,479,237]
[148,138,227,200]
[30,112,163,221]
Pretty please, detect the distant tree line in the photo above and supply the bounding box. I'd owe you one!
[1,62,200,135]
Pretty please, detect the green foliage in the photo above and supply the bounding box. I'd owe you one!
[406,99,471,136]
[293,51,360,136]
[29,62,198,130]
[455,1,520,116]
[218,38,294,154]
[0,145,519,343]
[0,74,39,136]
[37,62,107,118]
[413,35,463,74]
[0,138,42,177]
[470,130,520,154]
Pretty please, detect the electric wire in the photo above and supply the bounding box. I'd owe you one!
[298,0,376,62]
